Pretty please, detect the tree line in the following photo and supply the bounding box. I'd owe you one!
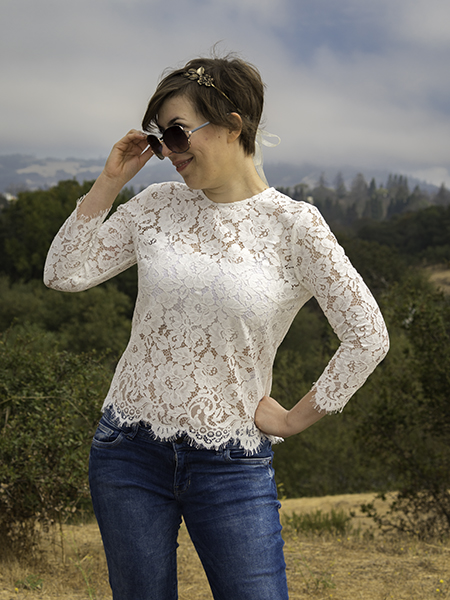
[1,178,450,555]
[278,171,450,228]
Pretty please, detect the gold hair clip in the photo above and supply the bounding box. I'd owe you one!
[183,67,236,107]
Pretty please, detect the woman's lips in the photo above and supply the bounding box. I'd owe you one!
[174,157,193,172]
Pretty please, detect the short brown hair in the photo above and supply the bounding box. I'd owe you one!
[141,55,265,156]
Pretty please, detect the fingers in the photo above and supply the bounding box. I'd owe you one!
[138,143,155,167]
[113,130,154,161]
[115,129,149,153]
[126,129,148,144]
[103,129,155,185]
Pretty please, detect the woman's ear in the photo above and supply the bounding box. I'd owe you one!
[227,112,242,143]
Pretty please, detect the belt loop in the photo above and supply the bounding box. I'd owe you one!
[126,422,139,440]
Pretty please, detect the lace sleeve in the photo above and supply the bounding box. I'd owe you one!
[292,204,389,413]
[43,195,136,292]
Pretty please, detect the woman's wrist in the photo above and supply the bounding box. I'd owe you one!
[283,392,326,437]
[77,171,125,218]
[95,170,126,197]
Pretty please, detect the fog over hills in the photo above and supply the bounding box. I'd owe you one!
[0,154,439,197]
[0,155,179,196]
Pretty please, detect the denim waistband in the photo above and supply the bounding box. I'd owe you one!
[101,404,271,453]
[102,405,193,445]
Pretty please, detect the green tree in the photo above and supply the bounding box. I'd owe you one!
[272,300,385,497]
[434,183,450,207]
[353,276,450,538]
[348,173,369,218]
[362,180,385,221]
[356,205,450,265]
[404,185,430,213]
[0,276,132,357]
[338,237,408,299]
[291,183,310,202]
[0,180,92,281]
[334,172,347,199]
[0,331,112,556]
[0,179,135,282]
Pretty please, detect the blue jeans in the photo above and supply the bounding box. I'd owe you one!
[89,411,288,600]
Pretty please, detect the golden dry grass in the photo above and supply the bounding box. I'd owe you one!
[424,265,450,295]
[1,493,449,599]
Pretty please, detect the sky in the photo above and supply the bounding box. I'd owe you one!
[2,0,450,187]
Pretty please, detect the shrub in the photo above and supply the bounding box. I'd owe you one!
[354,276,450,539]
[0,331,111,557]
[282,508,353,537]
[0,276,133,358]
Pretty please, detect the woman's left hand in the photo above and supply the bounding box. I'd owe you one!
[255,392,327,438]
[254,395,290,437]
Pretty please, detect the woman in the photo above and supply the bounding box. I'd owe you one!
[44,54,389,600]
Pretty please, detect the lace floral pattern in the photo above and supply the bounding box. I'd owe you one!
[44,182,389,452]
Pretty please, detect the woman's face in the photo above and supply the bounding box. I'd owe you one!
[156,95,240,194]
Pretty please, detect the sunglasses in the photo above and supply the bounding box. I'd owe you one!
[146,121,210,160]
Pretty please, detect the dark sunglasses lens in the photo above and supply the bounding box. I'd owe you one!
[147,135,163,158]
[164,127,189,153]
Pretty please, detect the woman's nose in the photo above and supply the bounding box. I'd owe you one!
[161,142,172,158]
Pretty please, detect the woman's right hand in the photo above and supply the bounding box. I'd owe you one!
[77,130,154,218]
[102,129,154,188]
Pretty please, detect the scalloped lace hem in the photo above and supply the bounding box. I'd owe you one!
[102,404,283,454]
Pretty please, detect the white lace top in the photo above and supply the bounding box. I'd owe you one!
[44,182,389,452]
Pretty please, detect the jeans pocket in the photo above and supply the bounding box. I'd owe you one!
[92,419,125,449]
[224,441,273,464]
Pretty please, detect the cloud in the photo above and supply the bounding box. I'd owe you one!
[393,0,450,48]
[1,0,449,186]
[263,38,450,178]
[408,166,450,188]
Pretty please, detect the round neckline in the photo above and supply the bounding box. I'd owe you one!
[197,187,274,207]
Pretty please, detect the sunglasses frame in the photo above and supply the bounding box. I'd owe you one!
[147,121,210,160]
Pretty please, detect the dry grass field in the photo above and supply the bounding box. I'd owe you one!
[1,492,449,600]
[424,265,450,295]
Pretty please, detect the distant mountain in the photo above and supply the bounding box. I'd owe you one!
[0,154,180,195]
[0,154,438,196]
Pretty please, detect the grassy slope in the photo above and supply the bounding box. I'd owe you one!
[1,493,449,600]
[424,265,450,295]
